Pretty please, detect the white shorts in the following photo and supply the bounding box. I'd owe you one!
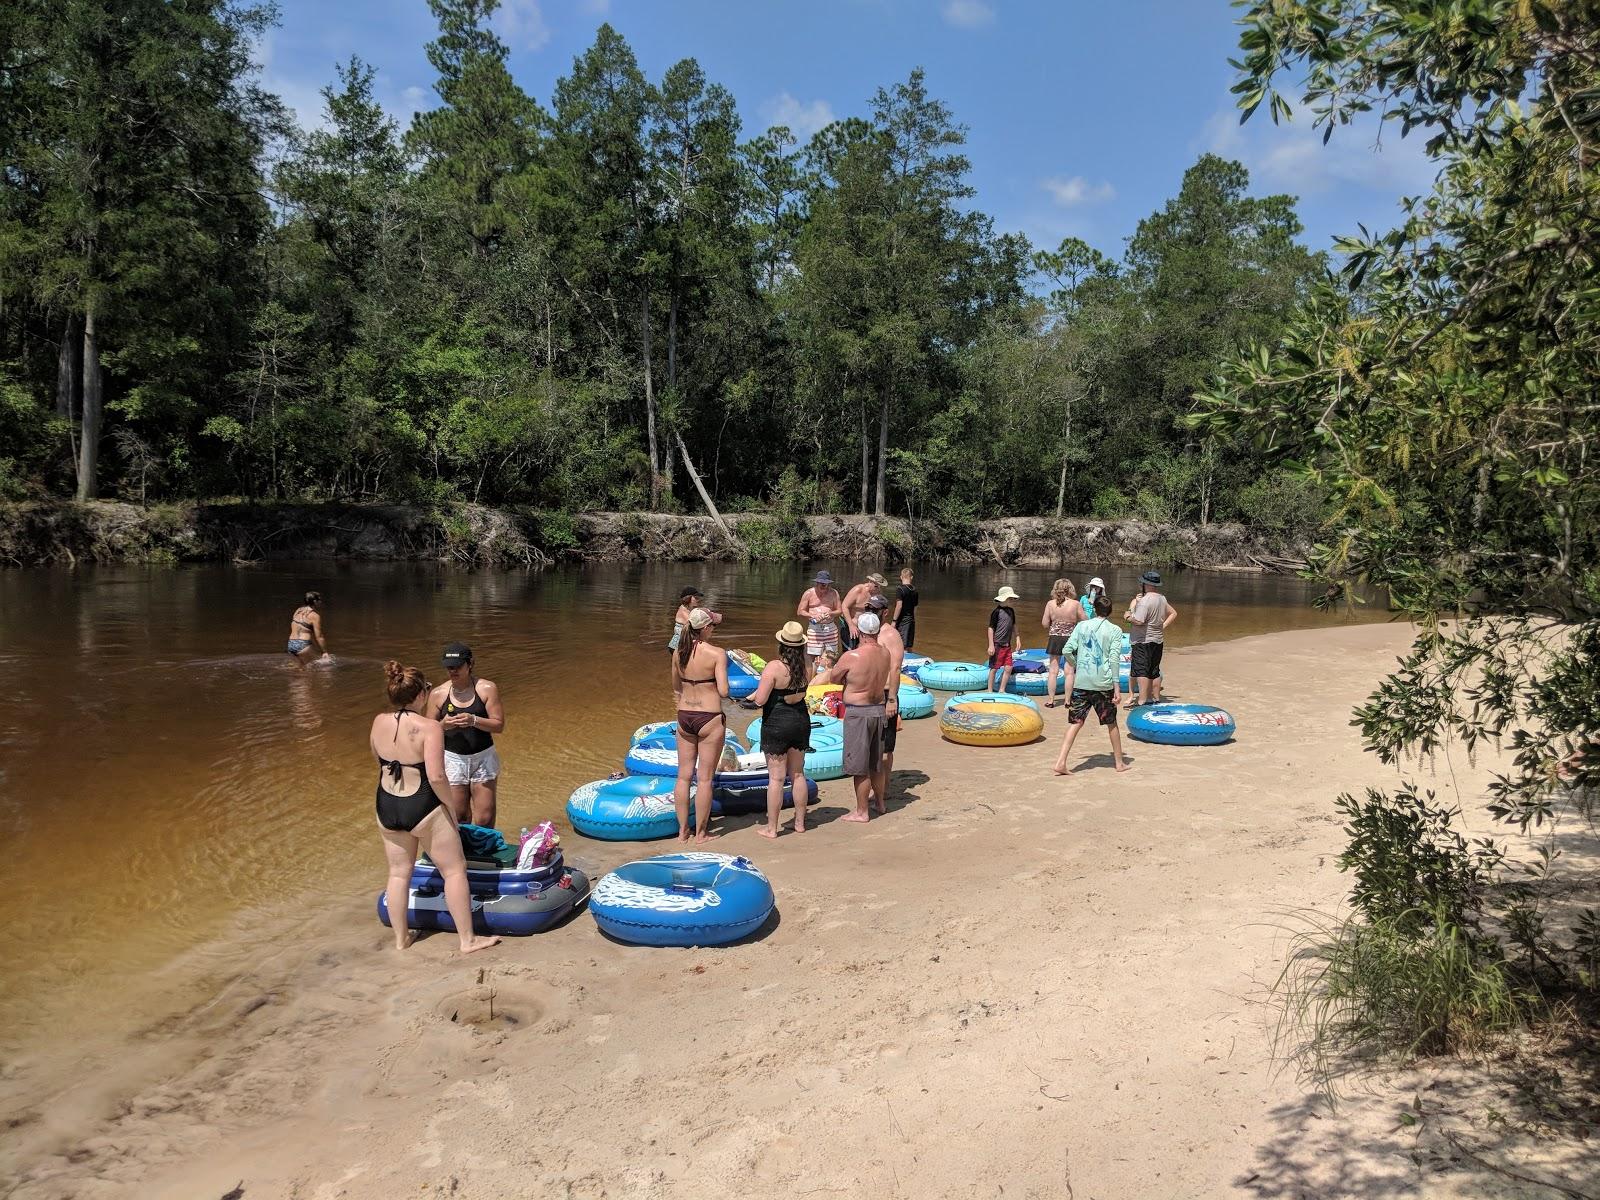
[445,746,501,786]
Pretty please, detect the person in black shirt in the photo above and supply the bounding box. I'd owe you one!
[987,586,1022,692]
[892,566,919,650]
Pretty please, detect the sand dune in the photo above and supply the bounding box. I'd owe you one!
[3,623,1592,1199]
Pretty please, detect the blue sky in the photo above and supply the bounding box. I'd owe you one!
[258,0,1441,260]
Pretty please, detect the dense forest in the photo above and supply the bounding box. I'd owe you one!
[0,0,1328,535]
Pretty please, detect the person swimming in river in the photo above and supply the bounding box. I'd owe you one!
[671,608,730,843]
[426,642,504,828]
[370,660,499,956]
[286,591,328,664]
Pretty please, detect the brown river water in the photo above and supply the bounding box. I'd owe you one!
[0,560,1387,1051]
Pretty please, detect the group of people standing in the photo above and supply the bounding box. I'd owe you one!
[669,569,919,843]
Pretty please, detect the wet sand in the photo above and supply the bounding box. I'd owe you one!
[3,622,1591,1199]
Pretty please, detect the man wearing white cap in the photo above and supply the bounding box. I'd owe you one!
[812,611,893,823]
[987,586,1022,693]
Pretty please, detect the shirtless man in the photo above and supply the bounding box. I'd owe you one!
[839,572,887,649]
[796,570,843,669]
[812,612,894,823]
[866,593,905,811]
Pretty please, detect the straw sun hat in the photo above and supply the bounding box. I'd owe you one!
[776,621,807,646]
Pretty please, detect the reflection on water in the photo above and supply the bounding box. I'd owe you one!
[0,559,1385,1045]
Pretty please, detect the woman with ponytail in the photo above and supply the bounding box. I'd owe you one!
[369,660,498,955]
[669,608,729,842]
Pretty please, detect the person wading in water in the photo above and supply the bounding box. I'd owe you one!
[285,591,328,664]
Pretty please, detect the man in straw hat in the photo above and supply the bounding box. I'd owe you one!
[840,571,888,650]
[812,611,893,823]
[987,585,1022,693]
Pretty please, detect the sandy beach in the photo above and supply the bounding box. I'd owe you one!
[4,622,1594,1200]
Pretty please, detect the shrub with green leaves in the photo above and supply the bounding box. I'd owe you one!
[1199,0,1600,1067]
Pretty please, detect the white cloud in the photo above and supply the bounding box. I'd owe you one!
[760,92,837,141]
[942,0,995,28]
[495,0,551,51]
[1042,175,1116,207]
[1200,104,1439,200]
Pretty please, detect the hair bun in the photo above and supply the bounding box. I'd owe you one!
[384,659,404,683]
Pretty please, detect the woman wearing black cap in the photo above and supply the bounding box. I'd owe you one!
[426,642,504,826]
[668,585,721,654]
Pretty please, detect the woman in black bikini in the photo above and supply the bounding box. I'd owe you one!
[286,591,327,664]
[369,660,498,955]
[670,608,729,843]
[749,621,812,839]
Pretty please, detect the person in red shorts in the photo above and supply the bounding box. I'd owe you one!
[986,585,1022,692]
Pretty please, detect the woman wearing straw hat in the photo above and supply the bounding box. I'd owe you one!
[748,621,813,838]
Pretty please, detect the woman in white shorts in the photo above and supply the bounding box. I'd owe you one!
[427,641,504,827]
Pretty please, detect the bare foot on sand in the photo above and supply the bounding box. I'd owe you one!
[793,821,806,833]
[757,827,780,839]
[677,830,692,843]
[840,810,870,823]
[1115,761,1135,774]
[457,935,500,955]
[393,932,416,951]
[1052,761,1071,776]
[695,830,715,844]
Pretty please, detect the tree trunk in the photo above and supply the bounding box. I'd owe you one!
[663,290,679,503]
[873,388,889,516]
[56,312,81,420]
[641,290,659,509]
[76,307,102,501]
[674,429,741,549]
[858,399,870,515]
[1055,397,1073,517]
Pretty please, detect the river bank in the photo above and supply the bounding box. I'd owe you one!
[3,622,1591,1199]
[0,499,1310,571]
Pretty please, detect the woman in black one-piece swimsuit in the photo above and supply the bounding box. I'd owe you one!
[749,622,814,839]
[369,660,498,955]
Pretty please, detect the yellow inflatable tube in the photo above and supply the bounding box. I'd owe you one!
[940,699,1044,747]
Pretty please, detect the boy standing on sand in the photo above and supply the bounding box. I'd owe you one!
[891,566,918,649]
[1052,595,1133,776]
[987,586,1022,693]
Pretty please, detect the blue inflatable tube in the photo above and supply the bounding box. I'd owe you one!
[408,848,569,897]
[917,661,990,692]
[591,853,774,946]
[744,714,846,780]
[624,730,749,776]
[567,775,682,840]
[898,681,935,718]
[378,858,589,936]
[942,690,1042,714]
[726,653,761,701]
[901,654,932,681]
[1126,703,1236,746]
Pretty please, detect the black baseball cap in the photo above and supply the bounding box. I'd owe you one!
[441,642,472,667]
[679,584,703,600]
[866,593,889,611]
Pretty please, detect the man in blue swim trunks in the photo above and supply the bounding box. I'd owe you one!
[1051,595,1133,777]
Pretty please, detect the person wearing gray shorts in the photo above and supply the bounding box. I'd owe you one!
[811,611,894,824]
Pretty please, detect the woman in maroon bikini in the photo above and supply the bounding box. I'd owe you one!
[670,608,730,843]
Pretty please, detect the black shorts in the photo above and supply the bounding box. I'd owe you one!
[896,616,915,651]
[1130,641,1164,681]
[1069,688,1118,727]
[760,702,812,756]
[883,714,899,754]
[1046,634,1069,657]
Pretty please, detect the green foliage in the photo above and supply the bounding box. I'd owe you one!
[1204,0,1600,1066]
[1234,469,1326,536]
[1090,487,1130,520]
